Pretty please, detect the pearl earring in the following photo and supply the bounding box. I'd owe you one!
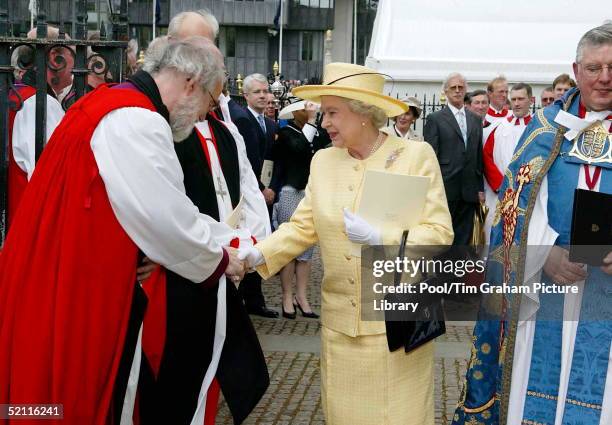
[361,122,366,127]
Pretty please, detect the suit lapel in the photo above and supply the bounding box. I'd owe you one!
[264,117,275,144]
[465,112,479,151]
[442,106,464,141]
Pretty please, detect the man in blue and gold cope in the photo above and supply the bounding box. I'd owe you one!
[453,23,612,425]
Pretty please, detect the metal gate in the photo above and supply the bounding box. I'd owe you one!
[0,0,130,244]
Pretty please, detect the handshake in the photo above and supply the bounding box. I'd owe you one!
[136,246,265,288]
[224,246,265,286]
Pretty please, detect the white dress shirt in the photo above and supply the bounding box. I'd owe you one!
[447,102,468,144]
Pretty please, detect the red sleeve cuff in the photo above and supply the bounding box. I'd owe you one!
[201,248,229,287]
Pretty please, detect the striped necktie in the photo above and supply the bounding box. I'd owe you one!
[257,114,266,134]
[457,110,467,146]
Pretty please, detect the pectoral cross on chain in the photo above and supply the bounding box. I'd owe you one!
[216,175,229,202]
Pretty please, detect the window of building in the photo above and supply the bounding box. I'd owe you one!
[300,31,322,61]
[219,27,236,58]
[293,0,334,8]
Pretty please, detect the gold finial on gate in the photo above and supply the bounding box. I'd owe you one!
[236,74,243,95]
[440,91,446,105]
[136,50,145,68]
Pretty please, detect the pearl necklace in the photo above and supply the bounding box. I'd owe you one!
[368,131,384,157]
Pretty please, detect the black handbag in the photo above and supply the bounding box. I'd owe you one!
[385,230,446,353]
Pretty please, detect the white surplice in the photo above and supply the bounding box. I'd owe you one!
[217,94,271,241]
[12,94,64,179]
[188,120,265,425]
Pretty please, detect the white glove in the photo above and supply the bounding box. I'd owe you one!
[343,208,382,245]
[238,246,265,268]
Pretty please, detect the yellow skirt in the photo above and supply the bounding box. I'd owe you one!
[320,326,434,425]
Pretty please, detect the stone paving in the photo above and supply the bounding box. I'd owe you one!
[216,247,474,424]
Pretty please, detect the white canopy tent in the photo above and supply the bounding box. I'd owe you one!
[366,0,610,99]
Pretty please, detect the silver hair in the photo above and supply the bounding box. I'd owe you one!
[127,38,138,54]
[168,9,219,39]
[11,49,23,79]
[142,36,225,93]
[576,23,612,63]
[243,73,269,93]
[346,99,388,129]
[442,72,467,91]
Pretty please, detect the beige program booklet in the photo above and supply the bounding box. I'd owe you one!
[352,170,430,257]
[261,160,274,188]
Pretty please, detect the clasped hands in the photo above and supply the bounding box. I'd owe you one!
[135,247,251,288]
[225,247,248,286]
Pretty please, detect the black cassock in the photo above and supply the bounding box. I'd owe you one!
[138,116,269,425]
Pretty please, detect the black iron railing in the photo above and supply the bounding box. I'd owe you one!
[0,0,129,244]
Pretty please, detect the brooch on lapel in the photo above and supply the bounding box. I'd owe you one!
[385,147,404,169]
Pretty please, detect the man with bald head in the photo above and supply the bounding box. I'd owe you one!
[168,9,280,320]
[168,10,219,41]
[137,9,269,425]
[25,25,74,103]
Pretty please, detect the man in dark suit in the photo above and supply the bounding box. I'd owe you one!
[227,73,279,318]
[424,72,484,246]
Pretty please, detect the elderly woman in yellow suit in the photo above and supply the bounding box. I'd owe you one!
[239,63,453,425]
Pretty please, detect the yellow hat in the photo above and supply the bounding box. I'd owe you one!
[292,63,407,118]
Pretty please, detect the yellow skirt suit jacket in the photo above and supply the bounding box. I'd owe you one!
[255,135,453,425]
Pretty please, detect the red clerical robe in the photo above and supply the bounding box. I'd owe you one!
[0,86,159,424]
[7,85,36,224]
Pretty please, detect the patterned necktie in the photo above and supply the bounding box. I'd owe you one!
[457,110,468,146]
[257,114,266,134]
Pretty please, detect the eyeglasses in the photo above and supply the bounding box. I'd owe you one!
[579,63,612,78]
[207,90,219,110]
[541,97,554,102]
[447,85,465,92]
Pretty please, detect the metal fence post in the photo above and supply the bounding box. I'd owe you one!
[34,0,48,161]
[73,0,88,98]
[0,0,10,244]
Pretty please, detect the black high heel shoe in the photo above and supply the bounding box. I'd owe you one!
[282,304,296,320]
[293,296,320,319]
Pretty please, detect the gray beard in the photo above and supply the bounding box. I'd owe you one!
[172,125,193,143]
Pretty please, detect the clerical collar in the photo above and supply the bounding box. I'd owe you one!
[507,115,532,126]
[128,70,170,123]
[488,106,508,116]
[578,101,612,121]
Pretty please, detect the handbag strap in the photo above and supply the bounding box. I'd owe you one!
[393,230,409,286]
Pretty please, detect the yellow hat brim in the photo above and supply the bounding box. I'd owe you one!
[292,85,408,118]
